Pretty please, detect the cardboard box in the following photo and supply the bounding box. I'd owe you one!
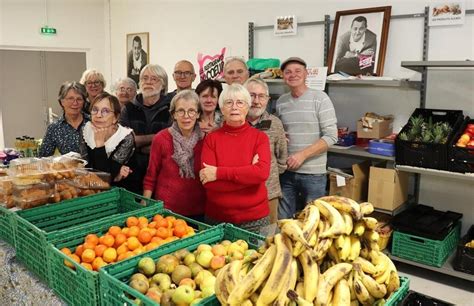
[329,161,370,202]
[368,166,409,211]
[357,117,394,139]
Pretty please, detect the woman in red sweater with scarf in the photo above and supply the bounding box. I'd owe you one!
[143,90,205,219]
[199,84,271,234]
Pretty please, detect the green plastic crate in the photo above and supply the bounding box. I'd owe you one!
[13,188,163,284]
[0,205,15,245]
[49,208,212,306]
[386,276,410,306]
[99,223,265,306]
[392,222,461,267]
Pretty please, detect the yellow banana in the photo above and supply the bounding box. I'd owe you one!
[333,278,351,306]
[342,212,354,235]
[314,237,333,261]
[301,204,320,239]
[350,299,360,306]
[386,270,400,295]
[226,259,243,292]
[363,217,378,230]
[314,200,346,238]
[359,202,374,216]
[273,258,298,306]
[328,243,341,263]
[355,264,387,299]
[353,220,365,237]
[376,258,398,285]
[298,249,319,303]
[227,244,277,305]
[287,290,314,306]
[348,235,361,261]
[335,234,345,250]
[348,270,356,300]
[316,263,353,306]
[372,251,390,278]
[279,219,311,249]
[215,262,231,304]
[353,257,376,275]
[339,235,352,261]
[250,292,259,304]
[257,234,292,306]
[353,275,375,305]
[317,196,363,221]
[295,281,305,298]
[363,230,380,243]
[360,247,369,260]
[241,299,253,306]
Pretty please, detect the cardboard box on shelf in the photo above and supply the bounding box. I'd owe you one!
[329,161,370,202]
[368,165,409,211]
[357,117,394,139]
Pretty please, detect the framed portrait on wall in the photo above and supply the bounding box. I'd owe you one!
[327,6,391,76]
[126,32,149,86]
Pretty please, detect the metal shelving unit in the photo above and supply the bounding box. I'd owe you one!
[402,60,474,73]
[396,165,474,182]
[328,146,394,161]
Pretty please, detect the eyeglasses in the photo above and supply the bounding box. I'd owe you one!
[223,100,247,108]
[91,107,113,116]
[118,87,135,93]
[173,71,194,78]
[141,75,160,83]
[64,97,84,103]
[174,109,198,118]
[250,93,268,101]
[85,80,102,87]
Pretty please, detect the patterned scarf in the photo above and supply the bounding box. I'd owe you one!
[169,121,203,179]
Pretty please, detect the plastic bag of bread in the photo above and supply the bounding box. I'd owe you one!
[71,169,111,190]
[0,177,14,208]
[7,158,46,184]
[53,180,80,202]
[42,154,87,183]
[12,181,54,209]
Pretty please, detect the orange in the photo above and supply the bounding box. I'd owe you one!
[133,248,144,255]
[124,251,135,259]
[92,257,107,271]
[187,226,195,234]
[153,214,164,222]
[173,219,187,227]
[85,234,99,246]
[148,221,157,229]
[126,216,139,227]
[128,226,140,237]
[117,253,128,261]
[81,262,93,270]
[145,242,159,251]
[127,237,141,251]
[83,242,96,250]
[94,244,107,257]
[75,244,85,257]
[151,236,163,244]
[138,230,152,244]
[114,233,127,248]
[103,247,117,263]
[121,227,130,236]
[64,254,80,269]
[147,228,157,237]
[81,248,96,263]
[61,247,72,255]
[173,224,187,238]
[116,243,129,255]
[108,226,122,237]
[156,227,170,239]
[157,218,169,229]
[164,236,178,244]
[100,234,115,247]
[138,216,149,225]
[165,216,176,225]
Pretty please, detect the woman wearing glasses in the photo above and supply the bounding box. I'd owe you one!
[199,84,271,234]
[39,81,89,157]
[80,92,140,192]
[113,77,137,110]
[195,79,223,135]
[143,90,205,219]
[80,69,106,113]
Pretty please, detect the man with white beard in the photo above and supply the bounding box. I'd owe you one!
[245,78,288,223]
[120,64,171,192]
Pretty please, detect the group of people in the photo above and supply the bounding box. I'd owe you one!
[39,56,338,235]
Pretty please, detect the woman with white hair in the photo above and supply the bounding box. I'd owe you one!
[80,69,106,113]
[143,90,205,218]
[113,77,137,110]
[199,84,271,234]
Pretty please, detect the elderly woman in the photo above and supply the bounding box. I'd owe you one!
[199,84,271,234]
[39,82,89,157]
[113,77,137,110]
[80,92,139,192]
[245,78,288,223]
[195,79,223,134]
[143,90,205,218]
[119,64,171,192]
[80,69,106,113]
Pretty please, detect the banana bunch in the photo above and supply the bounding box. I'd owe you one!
[465,240,474,248]
[215,196,401,306]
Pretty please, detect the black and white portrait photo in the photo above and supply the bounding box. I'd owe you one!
[126,32,149,86]
[328,6,391,76]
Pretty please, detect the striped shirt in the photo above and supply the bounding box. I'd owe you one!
[276,88,337,174]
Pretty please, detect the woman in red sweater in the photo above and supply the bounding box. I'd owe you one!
[199,84,271,234]
[143,90,205,219]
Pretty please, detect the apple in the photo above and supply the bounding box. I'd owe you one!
[196,250,214,268]
[183,253,196,266]
[211,244,227,256]
[146,287,162,303]
[210,255,226,270]
[172,285,195,304]
[244,249,257,258]
[459,133,471,144]
[194,289,202,299]
[197,244,212,253]
[179,277,196,290]
[129,279,149,294]
[190,298,203,305]
[130,273,148,284]
[189,262,204,278]
[235,239,249,252]
[138,257,155,276]
[171,265,192,285]
[199,275,216,291]
[229,250,244,261]
[201,286,215,298]
[194,270,213,286]
[220,240,232,249]
[156,254,179,274]
[174,249,190,261]
[226,242,242,254]
[160,289,175,306]
[151,273,172,291]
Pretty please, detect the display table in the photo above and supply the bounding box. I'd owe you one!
[0,240,64,305]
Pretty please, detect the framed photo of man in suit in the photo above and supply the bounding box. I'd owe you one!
[126,32,149,86]
[327,6,391,76]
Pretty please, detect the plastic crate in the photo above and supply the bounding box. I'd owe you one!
[395,108,464,170]
[49,208,212,306]
[453,225,474,274]
[13,188,163,284]
[0,205,15,245]
[448,117,474,173]
[386,276,410,306]
[99,223,265,306]
[400,290,454,306]
[392,222,461,267]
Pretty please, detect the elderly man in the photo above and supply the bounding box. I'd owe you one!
[276,57,338,219]
[223,57,249,85]
[246,78,287,223]
[119,64,171,192]
[166,60,196,102]
[113,77,137,110]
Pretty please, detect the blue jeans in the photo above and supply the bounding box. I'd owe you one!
[279,172,327,219]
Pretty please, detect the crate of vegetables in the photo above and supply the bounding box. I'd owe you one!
[395,108,464,170]
[13,188,162,284]
[449,117,474,173]
[49,209,212,306]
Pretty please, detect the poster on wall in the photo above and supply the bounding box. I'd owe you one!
[126,32,149,87]
[429,1,465,26]
[197,47,226,81]
[274,16,297,36]
[305,67,328,90]
[327,6,391,76]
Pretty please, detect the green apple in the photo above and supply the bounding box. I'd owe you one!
[199,275,216,291]
[201,286,215,298]
[172,285,195,304]
[196,250,214,268]
[138,257,155,276]
[196,244,212,253]
[183,253,196,266]
[194,270,213,286]
[150,273,171,291]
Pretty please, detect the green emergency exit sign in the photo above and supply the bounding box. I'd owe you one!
[41,27,57,35]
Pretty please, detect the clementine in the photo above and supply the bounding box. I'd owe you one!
[94,244,107,257]
[83,242,96,250]
[152,214,164,222]
[116,243,129,255]
[156,227,170,239]
[61,247,72,255]
[114,233,127,248]
[138,230,152,244]
[108,226,122,237]
[103,247,117,263]
[64,254,80,269]
[126,216,139,227]
[127,236,141,251]
[81,262,93,270]
[81,248,96,263]
[173,224,187,238]
[75,244,85,257]
[128,226,140,237]
[92,257,107,271]
[100,234,115,247]
[85,234,99,246]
